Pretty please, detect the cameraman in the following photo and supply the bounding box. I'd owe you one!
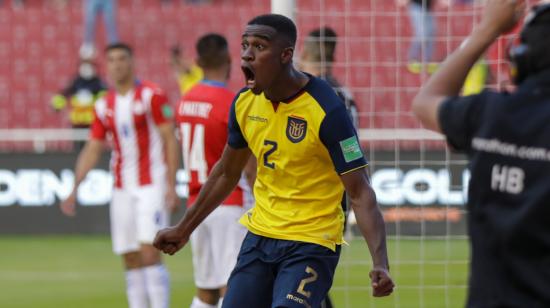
[413,1,550,306]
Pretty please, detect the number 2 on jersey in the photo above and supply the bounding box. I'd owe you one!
[263,140,277,169]
[180,123,208,184]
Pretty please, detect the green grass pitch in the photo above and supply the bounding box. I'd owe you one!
[0,236,469,308]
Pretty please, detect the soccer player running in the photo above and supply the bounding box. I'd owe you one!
[413,0,550,306]
[155,14,394,307]
[176,33,252,308]
[60,43,179,308]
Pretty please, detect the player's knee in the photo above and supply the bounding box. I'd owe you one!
[122,251,142,269]
[140,244,161,266]
[219,285,227,297]
[197,288,221,305]
[191,297,218,308]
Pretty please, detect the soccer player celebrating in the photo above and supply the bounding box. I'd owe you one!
[155,14,394,307]
[176,33,253,308]
[413,0,550,306]
[61,43,179,308]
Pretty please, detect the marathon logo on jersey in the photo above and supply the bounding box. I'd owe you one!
[247,115,268,123]
[286,116,307,143]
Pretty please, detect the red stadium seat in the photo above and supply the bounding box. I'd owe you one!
[0,0,480,151]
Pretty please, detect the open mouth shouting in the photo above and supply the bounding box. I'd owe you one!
[241,64,258,92]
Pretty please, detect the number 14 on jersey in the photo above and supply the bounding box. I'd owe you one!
[180,123,208,184]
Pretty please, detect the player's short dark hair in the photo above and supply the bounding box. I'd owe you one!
[522,10,550,73]
[196,33,229,69]
[304,27,338,63]
[247,14,297,47]
[105,42,133,57]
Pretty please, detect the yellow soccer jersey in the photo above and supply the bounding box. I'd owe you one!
[178,65,204,95]
[228,76,368,251]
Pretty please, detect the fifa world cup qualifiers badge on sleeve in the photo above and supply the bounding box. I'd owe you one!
[340,136,362,162]
[162,104,173,118]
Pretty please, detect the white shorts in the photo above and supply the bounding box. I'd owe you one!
[110,185,169,255]
[190,205,247,289]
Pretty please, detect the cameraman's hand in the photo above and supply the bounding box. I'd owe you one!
[481,0,525,36]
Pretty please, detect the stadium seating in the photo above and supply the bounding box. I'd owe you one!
[0,0,476,150]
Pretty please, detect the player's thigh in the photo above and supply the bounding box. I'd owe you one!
[134,185,169,245]
[110,189,139,255]
[272,244,341,308]
[222,233,273,308]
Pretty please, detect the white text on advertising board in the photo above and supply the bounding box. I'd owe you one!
[0,168,469,207]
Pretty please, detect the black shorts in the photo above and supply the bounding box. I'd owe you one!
[223,232,341,308]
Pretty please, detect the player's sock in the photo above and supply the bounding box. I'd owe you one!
[190,297,217,308]
[143,263,170,308]
[125,268,148,308]
[217,297,223,308]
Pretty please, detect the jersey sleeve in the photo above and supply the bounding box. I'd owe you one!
[438,92,489,152]
[89,108,107,140]
[319,105,368,174]
[227,94,248,149]
[150,91,173,125]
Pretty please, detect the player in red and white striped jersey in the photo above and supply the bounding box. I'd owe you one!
[61,43,179,308]
[176,34,254,308]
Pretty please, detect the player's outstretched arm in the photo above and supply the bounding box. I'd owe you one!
[60,139,104,216]
[412,0,524,132]
[154,145,252,255]
[340,168,394,297]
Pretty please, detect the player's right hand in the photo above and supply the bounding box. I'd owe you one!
[153,226,188,255]
[481,0,525,35]
[60,191,77,217]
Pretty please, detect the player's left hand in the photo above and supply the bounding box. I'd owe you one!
[165,187,179,213]
[369,267,395,297]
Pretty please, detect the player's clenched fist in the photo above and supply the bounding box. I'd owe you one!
[369,267,395,297]
[153,227,188,255]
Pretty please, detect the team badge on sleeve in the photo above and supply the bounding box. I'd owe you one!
[286,116,307,143]
[340,136,363,162]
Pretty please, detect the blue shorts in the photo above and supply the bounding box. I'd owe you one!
[222,232,341,308]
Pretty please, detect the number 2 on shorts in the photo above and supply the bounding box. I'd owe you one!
[297,266,318,298]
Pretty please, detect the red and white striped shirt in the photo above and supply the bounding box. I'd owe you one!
[90,81,173,189]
